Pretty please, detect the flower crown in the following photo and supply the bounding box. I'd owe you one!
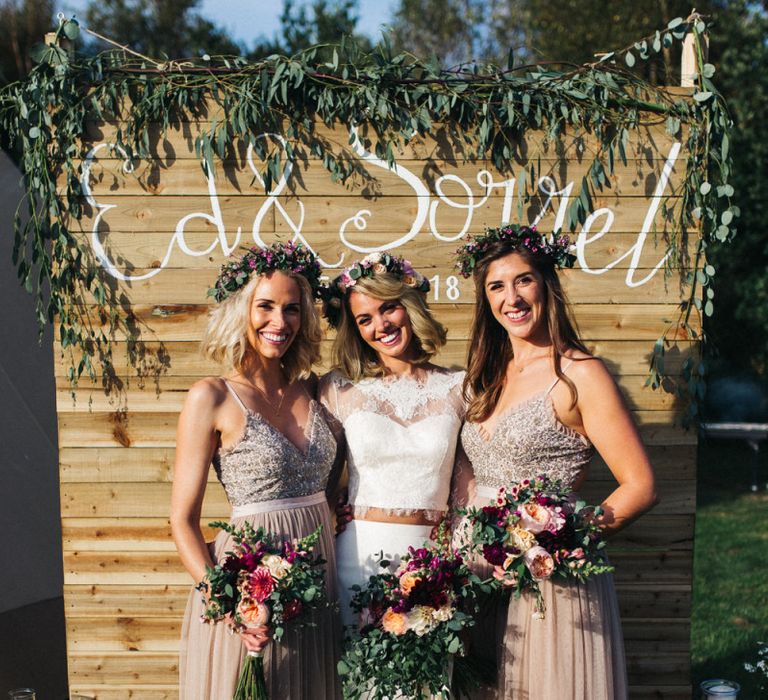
[208,241,324,303]
[321,252,430,328]
[454,224,576,278]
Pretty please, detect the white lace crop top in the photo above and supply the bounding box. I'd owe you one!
[319,368,466,516]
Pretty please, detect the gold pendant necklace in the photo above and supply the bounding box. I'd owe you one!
[247,381,287,416]
[512,353,551,374]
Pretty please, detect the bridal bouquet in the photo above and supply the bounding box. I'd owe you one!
[338,541,475,699]
[198,521,327,700]
[460,475,613,616]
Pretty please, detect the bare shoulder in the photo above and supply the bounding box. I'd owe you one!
[562,352,615,393]
[184,376,228,413]
[566,350,618,403]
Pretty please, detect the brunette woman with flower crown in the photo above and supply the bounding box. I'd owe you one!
[317,253,470,629]
[454,225,658,699]
[171,242,341,699]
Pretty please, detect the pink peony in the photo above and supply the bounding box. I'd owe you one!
[523,546,555,581]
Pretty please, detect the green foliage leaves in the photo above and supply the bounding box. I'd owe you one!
[0,13,735,412]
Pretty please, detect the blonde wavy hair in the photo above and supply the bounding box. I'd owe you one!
[201,271,322,381]
[332,273,447,380]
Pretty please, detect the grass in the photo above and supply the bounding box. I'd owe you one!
[691,439,768,695]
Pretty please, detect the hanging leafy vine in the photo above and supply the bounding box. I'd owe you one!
[0,13,734,418]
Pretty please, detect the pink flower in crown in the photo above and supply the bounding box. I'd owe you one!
[523,546,555,581]
[339,272,355,289]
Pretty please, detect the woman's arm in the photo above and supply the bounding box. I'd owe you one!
[170,379,221,583]
[569,358,659,536]
[449,443,476,511]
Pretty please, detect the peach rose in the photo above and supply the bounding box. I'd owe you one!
[519,503,552,534]
[372,263,387,274]
[381,608,409,636]
[399,572,422,596]
[523,546,555,581]
[237,600,270,628]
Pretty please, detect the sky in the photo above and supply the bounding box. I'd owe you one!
[57,0,400,49]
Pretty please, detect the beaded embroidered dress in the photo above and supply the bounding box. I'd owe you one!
[461,377,628,700]
[179,381,342,700]
[319,367,465,626]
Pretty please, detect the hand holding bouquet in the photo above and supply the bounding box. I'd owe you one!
[338,540,474,699]
[460,475,613,617]
[198,521,327,700]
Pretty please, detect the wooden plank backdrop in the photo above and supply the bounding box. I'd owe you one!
[58,113,699,698]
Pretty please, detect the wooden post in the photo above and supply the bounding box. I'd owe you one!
[44,31,74,61]
[681,30,709,87]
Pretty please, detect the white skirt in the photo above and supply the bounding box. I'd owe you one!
[336,520,433,628]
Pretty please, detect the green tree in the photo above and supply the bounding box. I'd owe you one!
[249,0,371,59]
[388,0,483,65]
[84,0,241,58]
[487,0,700,80]
[0,0,55,84]
[704,1,768,373]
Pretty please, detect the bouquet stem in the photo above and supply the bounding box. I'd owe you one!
[233,651,268,700]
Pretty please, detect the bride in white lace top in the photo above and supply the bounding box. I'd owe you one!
[318,254,467,626]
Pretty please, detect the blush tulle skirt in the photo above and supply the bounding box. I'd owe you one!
[179,494,342,700]
[468,486,628,700]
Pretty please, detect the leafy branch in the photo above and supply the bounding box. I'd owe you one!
[0,13,735,418]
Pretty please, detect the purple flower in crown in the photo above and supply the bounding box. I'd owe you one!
[207,241,324,303]
[453,223,577,278]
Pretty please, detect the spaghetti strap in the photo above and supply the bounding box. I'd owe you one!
[222,379,251,415]
[545,359,575,395]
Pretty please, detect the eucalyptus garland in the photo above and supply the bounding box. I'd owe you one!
[0,13,734,419]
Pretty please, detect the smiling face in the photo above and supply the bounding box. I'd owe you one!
[484,252,549,343]
[348,291,415,365]
[246,271,302,360]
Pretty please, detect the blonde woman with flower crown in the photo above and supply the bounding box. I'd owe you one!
[171,242,342,699]
[318,253,471,629]
[454,225,658,699]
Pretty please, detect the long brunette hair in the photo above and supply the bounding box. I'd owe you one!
[464,240,590,422]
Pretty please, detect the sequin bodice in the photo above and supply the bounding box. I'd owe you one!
[212,401,337,507]
[461,392,594,491]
